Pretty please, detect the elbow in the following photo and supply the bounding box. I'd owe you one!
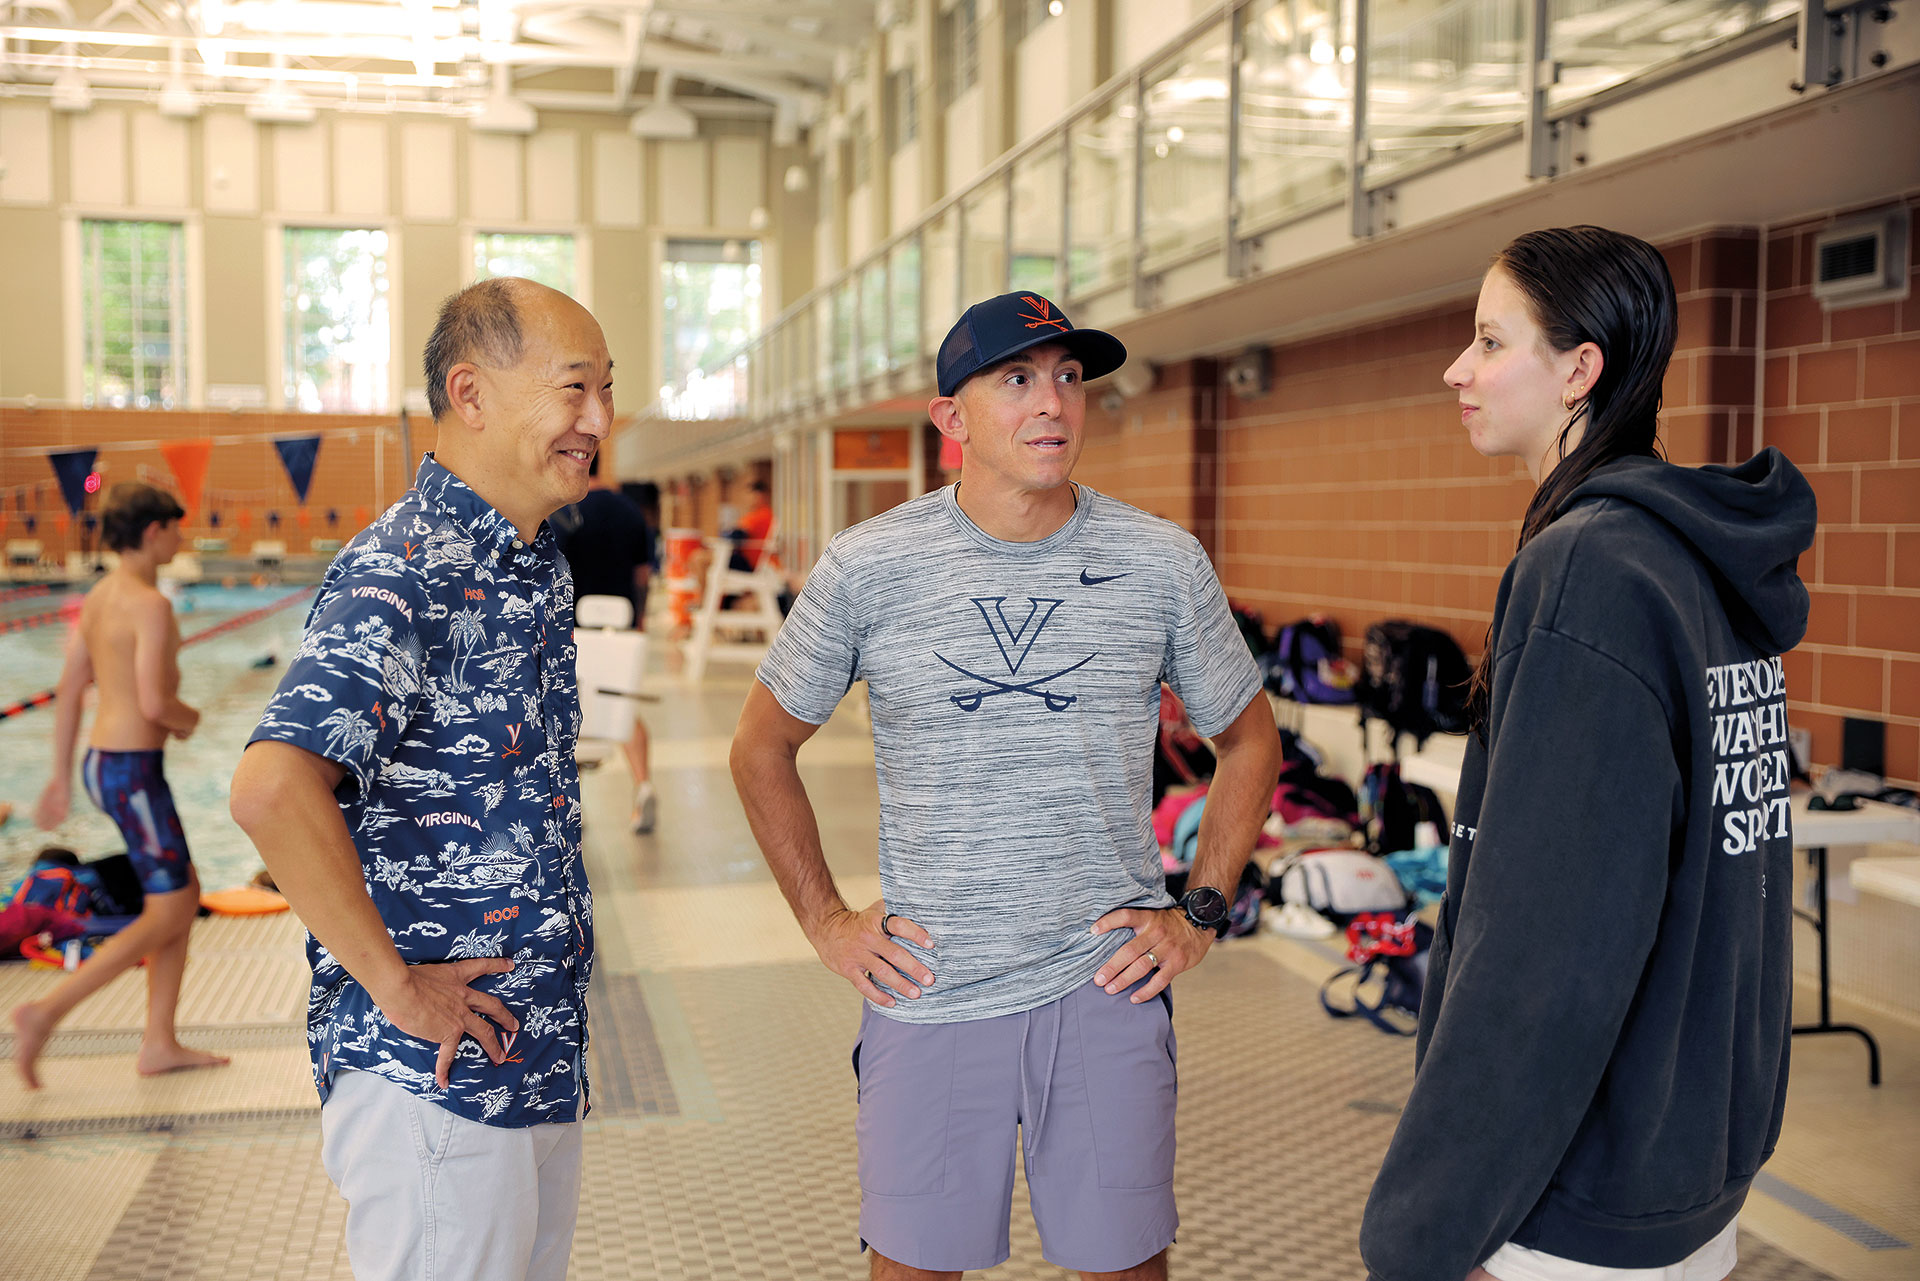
[228,749,284,838]
[727,734,755,791]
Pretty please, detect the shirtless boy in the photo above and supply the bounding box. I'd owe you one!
[11,483,227,1088]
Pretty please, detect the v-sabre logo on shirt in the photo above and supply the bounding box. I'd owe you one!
[934,597,1096,713]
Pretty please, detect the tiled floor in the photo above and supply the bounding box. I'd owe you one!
[1,660,1914,1279]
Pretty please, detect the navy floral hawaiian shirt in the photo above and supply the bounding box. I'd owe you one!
[248,454,592,1128]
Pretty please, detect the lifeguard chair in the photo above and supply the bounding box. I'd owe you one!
[682,531,785,684]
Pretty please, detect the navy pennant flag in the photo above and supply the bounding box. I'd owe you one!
[47,448,98,515]
[274,435,323,503]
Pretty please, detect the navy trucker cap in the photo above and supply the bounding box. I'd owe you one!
[936,292,1127,398]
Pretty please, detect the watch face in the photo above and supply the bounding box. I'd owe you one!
[1184,886,1228,925]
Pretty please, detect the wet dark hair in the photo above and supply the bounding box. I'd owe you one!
[1467,225,1678,728]
[423,278,526,422]
[100,482,185,552]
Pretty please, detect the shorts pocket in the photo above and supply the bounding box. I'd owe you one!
[854,1012,956,1197]
[1080,987,1177,1190]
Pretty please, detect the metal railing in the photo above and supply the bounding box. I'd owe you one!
[645,0,1808,436]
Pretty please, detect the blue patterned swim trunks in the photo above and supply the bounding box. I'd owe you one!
[82,749,193,896]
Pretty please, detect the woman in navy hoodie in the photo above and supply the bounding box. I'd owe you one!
[1359,226,1815,1281]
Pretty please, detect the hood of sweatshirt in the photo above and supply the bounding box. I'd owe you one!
[1558,448,1816,657]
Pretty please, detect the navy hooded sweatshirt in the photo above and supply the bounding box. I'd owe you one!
[1360,449,1816,1280]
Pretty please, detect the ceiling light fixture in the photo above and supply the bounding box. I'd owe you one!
[158,45,200,118]
[50,66,93,112]
[247,51,316,124]
[246,79,315,123]
[472,63,536,134]
[158,76,202,117]
[630,72,697,140]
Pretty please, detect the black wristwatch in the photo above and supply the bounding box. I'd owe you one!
[1178,886,1230,938]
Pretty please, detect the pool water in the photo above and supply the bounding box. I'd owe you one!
[0,582,318,893]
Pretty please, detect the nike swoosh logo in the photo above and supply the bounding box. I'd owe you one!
[1080,570,1131,586]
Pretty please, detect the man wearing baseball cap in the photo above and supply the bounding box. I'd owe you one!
[731,292,1281,1280]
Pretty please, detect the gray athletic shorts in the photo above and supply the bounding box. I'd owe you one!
[852,978,1179,1274]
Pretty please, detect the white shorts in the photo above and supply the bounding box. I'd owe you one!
[1482,1217,1738,1281]
[320,1069,585,1281]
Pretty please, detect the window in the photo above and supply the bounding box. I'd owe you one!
[283,227,391,413]
[80,219,187,409]
[659,238,762,414]
[1010,0,1062,45]
[938,0,980,109]
[886,68,919,153]
[473,232,577,295]
[849,111,873,189]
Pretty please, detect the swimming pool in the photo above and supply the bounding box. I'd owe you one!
[0,582,317,893]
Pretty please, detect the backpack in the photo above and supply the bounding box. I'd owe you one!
[1271,849,1408,923]
[1356,621,1472,750]
[1360,762,1449,856]
[1231,605,1270,660]
[1319,910,1433,1035]
[1272,758,1360,829]
[1266,616,1358,705]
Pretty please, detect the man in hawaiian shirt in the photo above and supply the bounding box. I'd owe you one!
[230,277,612,1281]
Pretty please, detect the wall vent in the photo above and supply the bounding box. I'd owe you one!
[1811,206,1911,310]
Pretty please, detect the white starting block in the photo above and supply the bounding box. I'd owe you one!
[574,594,648,745]
[682,537,786,684]
[250,539,288,569]
[6,539,44,570]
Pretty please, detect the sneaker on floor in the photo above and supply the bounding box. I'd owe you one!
[632,782,657,834]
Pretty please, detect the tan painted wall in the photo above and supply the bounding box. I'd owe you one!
[0,101,785,407]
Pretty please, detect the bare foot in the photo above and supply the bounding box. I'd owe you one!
[10,1001,53,1089]
[135,1041,231,1078]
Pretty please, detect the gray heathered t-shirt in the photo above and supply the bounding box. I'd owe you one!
[756,482,1263,1025]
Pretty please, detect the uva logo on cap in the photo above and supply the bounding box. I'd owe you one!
[1018,296,1070,334]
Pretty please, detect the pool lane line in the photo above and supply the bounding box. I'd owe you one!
[0,586,315,723]
[0,603,79,634]
[0,688,57,720]
[0,584,51,606]
[177,585,316,647]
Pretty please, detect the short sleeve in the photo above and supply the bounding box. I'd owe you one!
[1162,539,1263,737]
[754,541,861,725]
[247,547,434,794]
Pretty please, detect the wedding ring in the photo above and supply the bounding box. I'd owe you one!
[1146,950,1160,967]
[880,914,897,937]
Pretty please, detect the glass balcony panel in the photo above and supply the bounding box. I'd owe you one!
[1010,143,1063,296]
[786,309,809,408]
[962,179,1009,302]
[861,262,889,378]
[889,239,923,367]
[1549,0,1796,107]
[833,282,858,391]
[1238,0,1353,233]
[923,207,961,355]
[1366,0,1527,182]
[1067,95,1136,299]
[816,294,836,393]
[1142,20,1231,274]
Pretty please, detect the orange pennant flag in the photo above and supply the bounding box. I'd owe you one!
[159,438,214,517]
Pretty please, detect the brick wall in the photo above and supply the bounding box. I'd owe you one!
[1078,358,1220,559]
[0,407,415,558]
[1761,194,1920,787]
[1213,303,1517,654]
[1079,222,1916,789]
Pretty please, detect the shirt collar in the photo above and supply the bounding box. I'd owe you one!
[412,453,558,568]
